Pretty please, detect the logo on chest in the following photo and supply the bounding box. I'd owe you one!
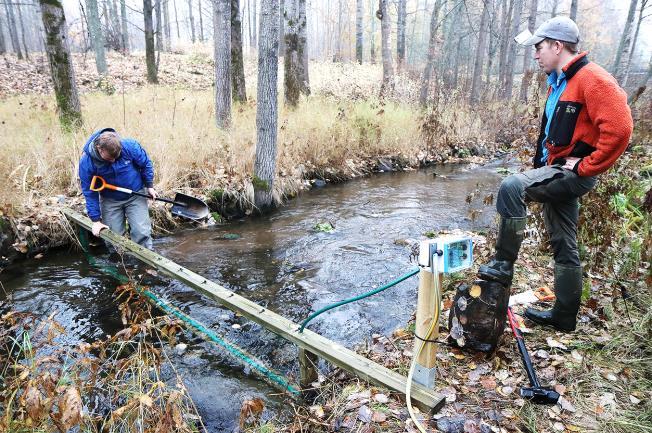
[565,106,577,114]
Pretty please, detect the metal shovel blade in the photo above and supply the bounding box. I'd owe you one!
[170,192,210,221]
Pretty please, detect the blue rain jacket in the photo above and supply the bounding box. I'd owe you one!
[79,128,154,221]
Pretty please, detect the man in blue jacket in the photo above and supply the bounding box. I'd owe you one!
[79,128,157,249]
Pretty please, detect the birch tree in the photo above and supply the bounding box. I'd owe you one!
[613,0,638,83]
[232,0,247,102]
[144,0,157,82]
[470,0,490,104]
[297,0,309,94]
[378,0,393,96]
[163,0,171,49]
[284,0,300,106]
[396,0,406,70]
[356,0,363,63]
[86,0,107,74]
[519,0,538,101]
[214,0,231,127]
[5,1,24,59]
[254,0,280,211]
[369,0,376,63]
[419,0,443,106]
[503,0,523,99]
[16,3,29,59]
[0,11,6,54]
[570,0,578,21]
[188,0,196,42]
[120,0,129,52]
[198,0,204,41]
[39,0,82,128]
[623,0,649,86]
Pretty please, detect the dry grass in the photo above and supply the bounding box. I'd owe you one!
[0,75,516,219]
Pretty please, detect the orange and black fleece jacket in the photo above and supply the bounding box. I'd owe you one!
[534,52,633,177]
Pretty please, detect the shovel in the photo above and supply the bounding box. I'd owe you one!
[90,175,210,221]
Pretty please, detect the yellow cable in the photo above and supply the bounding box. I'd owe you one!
[406,258,441,433]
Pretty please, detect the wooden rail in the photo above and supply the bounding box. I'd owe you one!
[63,208,445,412]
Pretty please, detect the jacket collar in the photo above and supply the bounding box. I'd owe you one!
[561,51,589,81]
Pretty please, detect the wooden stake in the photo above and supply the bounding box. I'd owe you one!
[298,348,318,389]
[414,268,442,368]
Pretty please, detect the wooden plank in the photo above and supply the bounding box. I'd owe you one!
[63,208,445,412]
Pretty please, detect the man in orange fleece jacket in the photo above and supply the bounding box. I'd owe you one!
[478,17,633,332]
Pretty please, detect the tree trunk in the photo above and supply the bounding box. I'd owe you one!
[111,0,121,50]
[188,0,195,42]
[231,0,247,102]
[470,0,490,104]
[247,0,253,48]
[355,0,363,63]
[39,0,82,128]
[198,0,204,41]
[144,0,158,82]
[156,0,163,53]
[379,0,393,96]
[214,0,231,127]
[369,0,376,63]
[252,0,257,46]
[628,52,652,105]
[5,1,24,59]
[613,0,637,83]
[452,36,463,89]
[503,0,522,99]
[623,0,647,87]
[16,3,29,59]
[335,0,342,60]
[120,0,129,52]
[407,0,420,65]
[396,0,406,71]
[86,0,107,74]
[279,0,285,56]
[419,0,443,106]
[569,0,578,21]
[254,0,279,211]
[519,0,538,101]
[0,8,7,54]
[297,0,309,94]
[485,0,498,97]
[163,0,171,50]
[284,0,299,106]
[173,0,180,37]
[497,0,511,87]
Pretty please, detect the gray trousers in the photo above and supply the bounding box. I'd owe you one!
[496,165,596,266]
[100,191,153,249]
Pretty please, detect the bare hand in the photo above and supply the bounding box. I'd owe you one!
[147,187,158,201]
[562,157,581,171]
[92,221,109,237]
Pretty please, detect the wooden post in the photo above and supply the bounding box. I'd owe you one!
[298,348,319,390]
[413,268,442,387]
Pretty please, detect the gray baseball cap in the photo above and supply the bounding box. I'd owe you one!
[515,16,580,46]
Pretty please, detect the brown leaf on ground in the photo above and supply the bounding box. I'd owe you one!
[58,386,82,431]
[239,398,264,429]
[24,385,45,422]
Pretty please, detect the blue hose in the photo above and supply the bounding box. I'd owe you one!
[299,268,420,332]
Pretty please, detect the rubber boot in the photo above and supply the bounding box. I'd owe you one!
[525,264,583,332]
[478,217,527,286]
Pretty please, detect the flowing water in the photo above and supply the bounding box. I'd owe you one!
[1,160,513,431]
